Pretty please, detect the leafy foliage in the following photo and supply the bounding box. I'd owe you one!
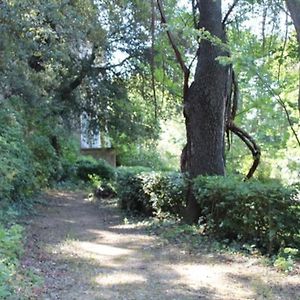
[273,247,299,272]
[75,156,115,182]
[117,142,176,171]
[193,176,300,253]
[0,103,37,202]
[116,168,299,255]
[0,224,23,297]
[116,167,153,215]
[89,174,117,199]
[116,168,186,217]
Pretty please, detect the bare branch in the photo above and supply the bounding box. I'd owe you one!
[231,70,239,120]
[277,12,289,81]
[151,0,158,119]
[228,122,261,180]
[222,0,239,27]
[188,53,198,72]
[192,0,198,29]
[157,0,190,97]
[93,55,135,73]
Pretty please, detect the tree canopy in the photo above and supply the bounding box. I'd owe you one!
[0,0,299,199]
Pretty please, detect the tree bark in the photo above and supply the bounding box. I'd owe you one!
[183,0,228,223]
[286,0,300,44]
[285,0,300,115]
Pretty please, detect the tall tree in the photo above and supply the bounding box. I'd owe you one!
[182,1,228,222]
[286,0,300,43]
[157,0,262,223]
[157,0,229,223]
[285,0,300,115]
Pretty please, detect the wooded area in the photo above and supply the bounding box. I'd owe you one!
[0,0,300,298]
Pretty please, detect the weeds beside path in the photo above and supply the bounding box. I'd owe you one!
[21,190,300,300]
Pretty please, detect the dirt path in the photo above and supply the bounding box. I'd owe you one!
[22,190,300,300]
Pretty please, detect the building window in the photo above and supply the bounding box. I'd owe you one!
[80,112,111,149]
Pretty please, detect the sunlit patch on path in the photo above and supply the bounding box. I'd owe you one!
[22,191,300,300]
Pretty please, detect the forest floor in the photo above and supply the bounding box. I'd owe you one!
[21,190,300,300]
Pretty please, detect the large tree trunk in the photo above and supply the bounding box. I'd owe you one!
[286,0,300,44]
[183,0,228,223]
[285,0,300,115]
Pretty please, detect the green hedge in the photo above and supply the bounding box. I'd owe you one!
[75,156,115,181]
[116,167,186,217]
[193,176,300,253]
[116,168,299,253]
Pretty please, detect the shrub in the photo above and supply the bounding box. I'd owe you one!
[116,167,186,217]
[0,105,37,202]
[142,171,187,217]
[59,138,80,181]
[27,134,61,185]
[116,167,152,215]
[75,156,115,181]
[0,224,24,297]
[89,174,117,199]
[273,247,299,272]
[193,176,300,253]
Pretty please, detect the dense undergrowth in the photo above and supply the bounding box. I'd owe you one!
[0,223,23,297]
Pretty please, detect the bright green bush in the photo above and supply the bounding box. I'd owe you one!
[116,168,186,217]
[0,224,24,297]
[0,101,73,201]
[0,105,37,202]
[116,167,152,214]
[27,134,62,185]
[75,156,115,181]
[142,171,187,217]
[273,247,299,272]
[193,176,300,253]
[59,138,80,181]
[89,174,117,199]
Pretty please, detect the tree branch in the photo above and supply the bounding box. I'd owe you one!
[151,0,158,120]
[298,65,300,117]
[228,121,261,180]
[157,0,190,97]
[222,0,239,27]
[192,0,199,29]
[255,71,300,147]
[225,67,260,179]
[231,70,239,120]
[92,54,135,74]
[60,46,97,100]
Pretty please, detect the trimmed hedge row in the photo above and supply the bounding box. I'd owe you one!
[116,167,186,217]
[116,168,300,253]
[193,176,300,252]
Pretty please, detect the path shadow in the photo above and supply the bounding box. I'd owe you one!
[22,191,300,300]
